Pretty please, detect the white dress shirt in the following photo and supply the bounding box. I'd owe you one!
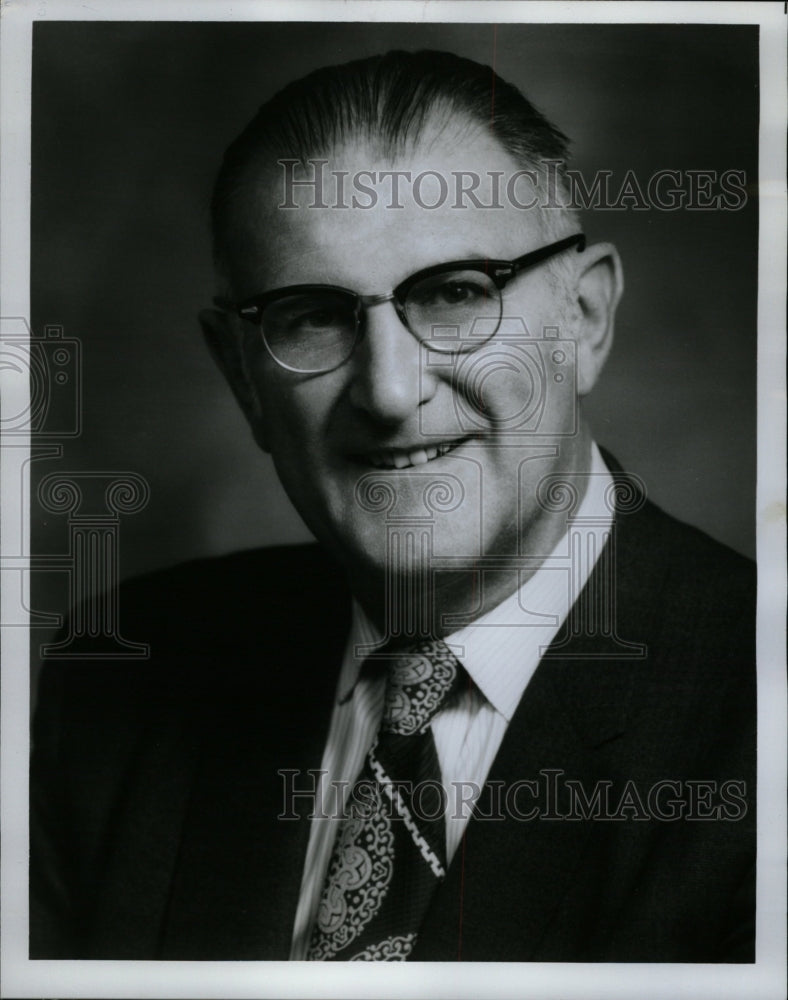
[289,444,613,958]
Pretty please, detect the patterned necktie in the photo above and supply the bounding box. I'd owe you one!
[307,638,465,961]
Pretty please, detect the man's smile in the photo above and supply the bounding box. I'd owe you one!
[355,436,473,470]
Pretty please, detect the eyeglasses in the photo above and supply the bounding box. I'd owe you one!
[216,232,585,374]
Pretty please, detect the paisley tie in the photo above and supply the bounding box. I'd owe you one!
[307,638,465,961]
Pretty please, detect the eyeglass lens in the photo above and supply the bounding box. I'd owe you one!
[262,269,502,372]
[263,290,360,372]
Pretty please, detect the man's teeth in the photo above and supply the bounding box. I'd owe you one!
[368,441,462,469]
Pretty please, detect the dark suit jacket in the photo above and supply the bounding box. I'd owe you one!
[30,473,756,962]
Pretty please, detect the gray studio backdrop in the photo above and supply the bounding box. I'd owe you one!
[30,21,758,657]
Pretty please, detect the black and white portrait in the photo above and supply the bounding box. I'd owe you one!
[1,5,784,999]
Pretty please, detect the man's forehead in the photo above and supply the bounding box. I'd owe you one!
[261,123,522,209]
[226,128,547,294]
[261,111,489,189]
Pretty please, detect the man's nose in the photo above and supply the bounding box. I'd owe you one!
[347,301,435,424]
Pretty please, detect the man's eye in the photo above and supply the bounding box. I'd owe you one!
[412,277,490,309]
[437,281,486,304]
[285,305,350,334]
[297,309,339,329]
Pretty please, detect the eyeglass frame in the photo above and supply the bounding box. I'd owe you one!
[214,232,586,374]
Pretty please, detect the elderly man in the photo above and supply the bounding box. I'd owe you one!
[31,50,755,962]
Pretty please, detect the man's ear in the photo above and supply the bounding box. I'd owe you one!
[572,242,623,396]
[199,307,270,452]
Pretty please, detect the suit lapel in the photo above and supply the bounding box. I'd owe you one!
[413,646,638,960]
[413,489,663,961]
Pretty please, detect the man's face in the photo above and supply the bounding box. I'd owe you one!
[221,124,605,595]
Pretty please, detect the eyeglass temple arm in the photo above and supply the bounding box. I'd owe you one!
[510,233,586,276]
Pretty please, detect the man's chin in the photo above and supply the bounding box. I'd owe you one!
[326,513,476,581]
